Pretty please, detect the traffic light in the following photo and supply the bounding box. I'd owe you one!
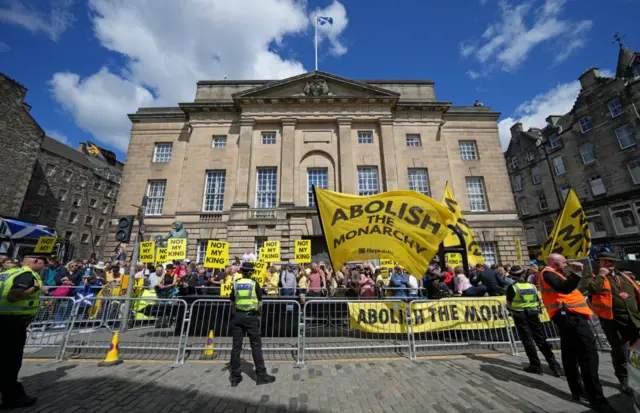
[115,216,134,243]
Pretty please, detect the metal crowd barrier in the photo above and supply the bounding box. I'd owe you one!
[25,296,76,360]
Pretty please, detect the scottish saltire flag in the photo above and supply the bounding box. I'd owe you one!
[317,16,333,25]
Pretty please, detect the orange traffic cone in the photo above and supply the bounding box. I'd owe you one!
[99,331,124,366]
[204,329,215,357]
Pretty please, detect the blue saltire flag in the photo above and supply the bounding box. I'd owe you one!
[317,16,333,25]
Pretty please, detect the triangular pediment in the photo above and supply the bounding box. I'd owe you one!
[232,71,400,100]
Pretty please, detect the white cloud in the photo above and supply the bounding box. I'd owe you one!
[0,41,9,52]
[312,1,349,57]
[0,0,74,41]
[460,0,592,76]
[50,0,349,154]
[47,130,70,146]
[467,70,482,79]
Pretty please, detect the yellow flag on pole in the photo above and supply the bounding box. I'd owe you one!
[441,183,485,267]
[541,189,591,259]
[313,187,456,278]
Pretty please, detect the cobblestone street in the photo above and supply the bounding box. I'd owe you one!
[17,353,633,413]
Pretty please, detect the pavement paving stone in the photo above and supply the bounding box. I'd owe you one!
[12,353,636,413]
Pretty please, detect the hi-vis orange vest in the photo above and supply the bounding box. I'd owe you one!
[539,267,593,319]
[591,272,640,320]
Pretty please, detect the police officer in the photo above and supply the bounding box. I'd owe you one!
[229,262,276,387]
[0,254,45,409]
[506,265,562,376]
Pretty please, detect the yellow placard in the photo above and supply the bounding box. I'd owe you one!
[441,183,485,266]
[541,189,591,259]
[261,240,280,262]
[515,239,522,265]
[252,261,268,276]
[204,240,229,269]
[347,297,550,334]
[295,240,311,263]
[156,248,168,264]
[167,238,187,261]
[251,273,267,286]
[220,283,233,297]
[34,236,57,253]
[139,241,155,263]
[258,248,264,261]
[314,187,455,279]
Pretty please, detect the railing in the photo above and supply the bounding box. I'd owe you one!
[200,213,223,223]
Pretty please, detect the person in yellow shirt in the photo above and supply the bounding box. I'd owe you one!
[266,266,280,295]
[297,264,309,295]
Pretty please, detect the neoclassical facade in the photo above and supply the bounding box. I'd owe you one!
[109,71,526,266]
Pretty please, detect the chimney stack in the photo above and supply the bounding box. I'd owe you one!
[510,122,523,137]
[579,67,601,90]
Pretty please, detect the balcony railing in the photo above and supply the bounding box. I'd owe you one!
[249,209,277,219]
[200,213,223,223]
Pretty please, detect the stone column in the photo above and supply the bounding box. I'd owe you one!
[279,118,296,206]
[378,117,398,191]
[233,118,255,207]
[337,118,354,194]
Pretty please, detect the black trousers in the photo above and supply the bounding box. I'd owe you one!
[600,317,639,382]
[512,309,559,369]
[230,311,266,379]
[0,316,29,402]
[552,311,605,403]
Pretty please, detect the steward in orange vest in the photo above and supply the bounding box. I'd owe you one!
[588,251,640,395]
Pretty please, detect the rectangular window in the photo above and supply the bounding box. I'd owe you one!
[94,236,102,246]
[518,198,529,215]
[64,231,73,240]
[531,166,542,184]
[552,156,565,176]
[63,170,73,182]
[307,168,328,207]
[27,204,42,217]
[511,156,519,169]
[513,174,523,192]
[212,136,227,148]
[255,236,267,255]
[586,211,607,238]
[203,171,226,212]
[146,180,167,216]
[107,189,117,199]
[153,143,173,162]
[590,174,606,196]
[616,124,637,149]
[81,234,89,244]
[58,189,67,201]
[525,148,534,161]
[408,169,430,196]
[580,143,595,164]
[478,242,498,266]
[357,167,379,196]
[544,220,555,238]
[549,134,561,148]
[610,203,638,235]
[524,226,537,245]
[538,192,549,211]
[98,218,105,229]
[406,134,422,147]
[94,181,101,190]
[79,178,86,188]
[560,184,571,201]
[68,211,78,224]
[261,132,276,145]
[101,202,109,214]
[629,160,640,185]
[466,177,487,212]
[357,131,373,144]
[51,208,62,220]
[37,183,48,196]
[459,141,478,160]
[256,168,278,208]
[608,98,624,118]
[89,198,97,208]
[72,194,82,207]
[85,216,93,226]
[579,116,592,133]
[45,164,55,177]
[197,240,208,264]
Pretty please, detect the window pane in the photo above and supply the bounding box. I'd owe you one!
[466,177,487,212]
[579,116,591,133]
[357,167,379,196]
[608,99,623,118]
[261,132,276,145]
[518,198,529,215]
[538,192,548,210]
[531,167,541,184]
[203,171,226,212]
[579,143,595,164]
[307,168,328,207]
[560,184,571,201]
[256,168,277,208]
[610,204,638,235]
[358,131,373,144]
[153,143,172,162]
[146,180,166,216]
[543,220,555,238]
[629,160,640,185]
[549,134,560,148]
[511,156,519,169]
[513,174,523,191]
[408,169,430,196]
[197,240,208,264]
[459,141,477,160]
[406,134,422,147]
[616,124,637,149]
[478,242,498,266]
[553,156,565,175]
[37,184,48,196]
[586,212,606,238]
[524,226,537,245]
[212,136,227,148]
[590,175,606,196]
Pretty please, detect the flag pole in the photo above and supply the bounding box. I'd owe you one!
[314,16,318,71]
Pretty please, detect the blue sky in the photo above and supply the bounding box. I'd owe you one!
[1,0,638,161]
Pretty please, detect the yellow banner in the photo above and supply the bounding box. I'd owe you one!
[314,187,455,278]
[220,283,233,297]
[515,239,522,265]
[139,241,155,263]
[380,258,395,268]
[167,238,187,260]
[541,189,591,259]
[441,183,484,267]
[262,241,281,262]
[204,240,229,269]
[295,240,311,263]
[156,248,168,264]
[348,297,550,334]
[34,236,57,253]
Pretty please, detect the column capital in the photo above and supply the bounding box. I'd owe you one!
[239,118,255,127]
[377,117,394,126]
[281,118,297,126]
[336,117,352,126]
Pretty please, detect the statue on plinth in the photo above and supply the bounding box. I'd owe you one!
[155,221,188,247]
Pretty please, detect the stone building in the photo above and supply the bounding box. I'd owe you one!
[110,71,526,267]
[0,73,45,218]
[505,43,640,259]
[19,137,123,259]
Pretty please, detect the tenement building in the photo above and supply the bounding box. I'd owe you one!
[505,43,640,259]
[20,137,123,259]
[111,71,526,266]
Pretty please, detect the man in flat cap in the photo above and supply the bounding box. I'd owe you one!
[0,254,46,409]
